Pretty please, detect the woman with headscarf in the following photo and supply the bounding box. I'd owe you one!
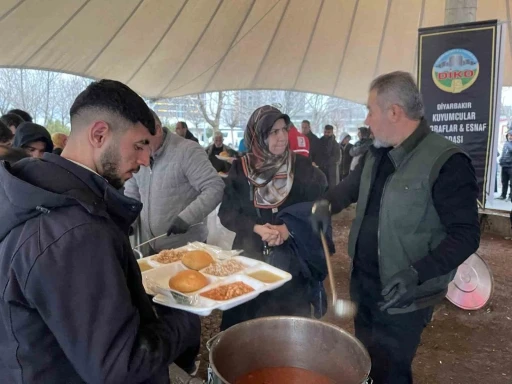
[218,105,329,330]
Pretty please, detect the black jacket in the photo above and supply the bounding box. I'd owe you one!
[305,131,321,164]
[339,142,354,178]
[0,154,198,384]
[206,144,237,173]
[499,139,512,167]
[219,155,327,259]
[317,136,341,168]
[12,122,53,152]
[185,130,199,143]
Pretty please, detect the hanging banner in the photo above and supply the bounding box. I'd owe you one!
[417,20,501,207]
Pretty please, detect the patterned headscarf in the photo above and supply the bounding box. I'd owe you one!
[241,105,295,208]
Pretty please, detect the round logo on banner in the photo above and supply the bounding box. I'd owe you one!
[432,49,479,93]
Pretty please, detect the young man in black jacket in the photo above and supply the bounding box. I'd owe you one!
[318,124,341,188]
[312,71,480,384]
[0,80,199,384]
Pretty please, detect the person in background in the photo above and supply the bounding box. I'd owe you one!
[339,132,353,180]
[12,122,53,158]
[288,123,310,157]
[219,105,329,330]
[175,121,199,143]
[318,124,341,188]
[497,129,512,201]
[238,137,247,155]
[7,108,33,123]
[1,113,24,134]
[124,111,224,253]
[311,71,480,384]
[0,121,14,146]
[0,145,29,164]
[0,79,200,383]
[206,131,237,173]
[301,119,320,164]
[51,132,68,156]
[350,126,373,171]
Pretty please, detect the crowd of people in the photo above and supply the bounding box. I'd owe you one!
[0,70,507,384]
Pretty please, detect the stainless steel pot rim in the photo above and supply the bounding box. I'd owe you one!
[208,316,371,384]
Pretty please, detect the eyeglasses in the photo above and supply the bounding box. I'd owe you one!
[268,126,290,137]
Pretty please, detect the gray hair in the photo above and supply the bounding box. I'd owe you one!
[370,71,424,120]
[213,131,223,139]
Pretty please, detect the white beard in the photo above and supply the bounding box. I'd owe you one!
[373,138,393,148]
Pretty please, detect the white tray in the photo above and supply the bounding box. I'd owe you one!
[137,258,156,295]
[146,242,241,269]
[144,256,292,316]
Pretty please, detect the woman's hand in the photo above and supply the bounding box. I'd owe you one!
[253,224,283,246]
[265,224,290,242]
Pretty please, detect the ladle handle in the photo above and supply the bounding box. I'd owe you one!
[320,231,337,306]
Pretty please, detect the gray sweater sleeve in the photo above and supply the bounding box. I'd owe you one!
[123,175,141,202]
[178,143,225,225]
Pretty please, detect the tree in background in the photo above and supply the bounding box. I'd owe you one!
[0,69,91,128]
[222,92,241,147]
[192,91,224,132]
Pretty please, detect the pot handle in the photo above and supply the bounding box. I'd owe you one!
[206,331,223,352]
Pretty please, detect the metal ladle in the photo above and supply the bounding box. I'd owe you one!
[320,228,356,318]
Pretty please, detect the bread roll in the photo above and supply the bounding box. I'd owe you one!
[169,270,209,293]
[182,250,214,270]
[219,151,229,157]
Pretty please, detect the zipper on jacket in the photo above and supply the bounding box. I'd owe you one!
[377,175,391,287]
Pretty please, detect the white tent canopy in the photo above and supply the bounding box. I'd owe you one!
[1,0,511,104]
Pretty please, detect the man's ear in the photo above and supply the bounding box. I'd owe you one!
[389,104,403,123]
[89,121,110,148]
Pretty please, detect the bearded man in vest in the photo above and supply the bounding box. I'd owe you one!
[311,71,480,384]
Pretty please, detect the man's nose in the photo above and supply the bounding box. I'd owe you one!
[138,148,151,167]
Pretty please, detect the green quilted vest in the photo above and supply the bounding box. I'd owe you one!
[348,120,465,313]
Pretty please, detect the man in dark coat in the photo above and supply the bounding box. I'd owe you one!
[205,131,237,173]
[339,132,353,180]
[176,121,199,143]
[0,80,199,384]
[497,129,512,200]
[317,124,341,188]
[301,119,321,165]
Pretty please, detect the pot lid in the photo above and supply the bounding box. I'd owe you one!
[446,253,493,310]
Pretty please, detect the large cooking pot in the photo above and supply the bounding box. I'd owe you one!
[207,316,371,384]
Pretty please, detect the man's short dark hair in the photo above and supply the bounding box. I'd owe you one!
[178,121,188,130]
[1,113,24,130]
[0,144,29,163]
[7,109,33,122]
[302,120,310,126]
[0,121,13,144]
[70,79,155,135]
[324,124,334,131]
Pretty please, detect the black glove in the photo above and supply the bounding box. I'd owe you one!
[379,266,419,311]
[167,217,190,236]
[311,199,331,234]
